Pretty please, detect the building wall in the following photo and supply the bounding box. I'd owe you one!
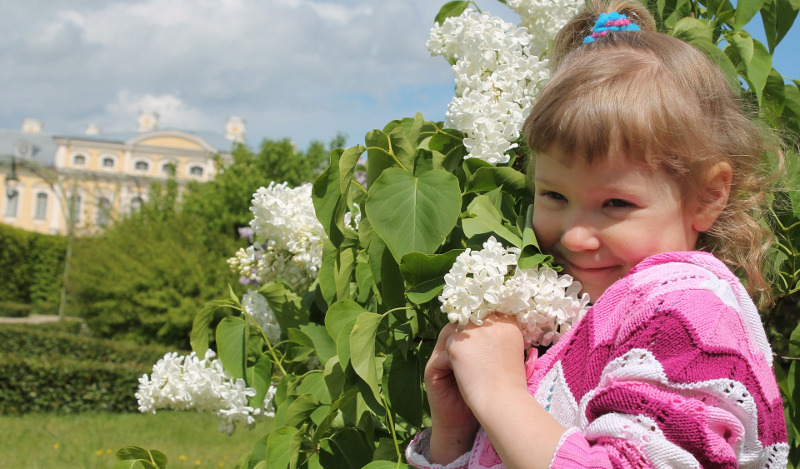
[1,130,231,235]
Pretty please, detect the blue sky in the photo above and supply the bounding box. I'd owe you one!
[0,1,796,151]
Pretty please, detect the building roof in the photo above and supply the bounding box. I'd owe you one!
[0,129,58,166]
[0,127,234,168]
[57,129,235,154]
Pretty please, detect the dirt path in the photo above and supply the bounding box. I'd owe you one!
[0,315,84,324]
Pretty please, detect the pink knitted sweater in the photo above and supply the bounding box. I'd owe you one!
[406,252,788,468]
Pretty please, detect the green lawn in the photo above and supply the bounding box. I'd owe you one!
[0,411,272,469]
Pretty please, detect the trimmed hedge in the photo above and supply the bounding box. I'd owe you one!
[0,324,173,364]
[0,223,65,306]
[0,302,31,318]
[0,354,150,414]
[0,324,179,415]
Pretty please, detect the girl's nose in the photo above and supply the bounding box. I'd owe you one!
[561,223,601,252]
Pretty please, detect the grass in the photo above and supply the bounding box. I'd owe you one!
[0,411,273,469]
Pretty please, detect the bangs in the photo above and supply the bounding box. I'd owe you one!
[524,41,710,173]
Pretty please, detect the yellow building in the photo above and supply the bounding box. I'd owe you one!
[0,114,243,235]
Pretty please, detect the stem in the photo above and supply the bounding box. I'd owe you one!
[380,393,403,466]
[262,327,288,376]
[351,177,368,194]
[365,146,407,171]
[243,308,288,376]
[385,306,414,315]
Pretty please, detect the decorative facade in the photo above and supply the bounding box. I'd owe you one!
[0,115,244,235]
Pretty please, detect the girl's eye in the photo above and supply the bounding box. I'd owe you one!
[605,199,634,208]
[541,191,566,202]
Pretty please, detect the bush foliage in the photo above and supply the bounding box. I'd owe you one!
[0,324,174,415]
[0,223,65,309]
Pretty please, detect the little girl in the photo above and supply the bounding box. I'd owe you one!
[406,0,789,467]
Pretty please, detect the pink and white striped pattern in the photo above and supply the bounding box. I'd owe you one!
[407,251,788,468]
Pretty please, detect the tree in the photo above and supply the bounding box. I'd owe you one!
[181,138,330,236]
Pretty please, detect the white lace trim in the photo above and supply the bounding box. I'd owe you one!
[405,428,471,469]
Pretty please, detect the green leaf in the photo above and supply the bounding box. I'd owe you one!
[385,354,423,427]
[266,427,301,469]
[190,300,225,356]
[400,250,463,304]
[313,149,346,246]
[462,193,523,247]
[319,429,373,469]
[689,39,740,93]
[672,17,713,42]
[249,354,273,409]
[434,1,470,25]
[734,0,766,30]
[259,281,307,332]
[339,145,366,196]
[299,323,337,367]
[783,83,800,135]
[350,312,386,400]
[111,461,146,469]
[790,320,800,357]
[216,316,248,383]
[775,0,800,48]
[763,68,786,123]
[387,121,419,172]
[464,166,530,199]
[368,235,406,309]
[319,242,338,306]
[366,168,462,262]
[325,299,366,341]
[726,31,772,103]
[298,371,332,405]
[116,448,152,462]
[365,130,394,188]
[364,462,412,469]
[335,239,357,300]
[355,251,374,303]
[285,393,320,427]
[149,450,167,469]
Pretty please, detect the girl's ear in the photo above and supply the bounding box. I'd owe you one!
[692,162,732,232]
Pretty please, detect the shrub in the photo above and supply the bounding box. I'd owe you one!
[0,324,177,415]
[0,302,31,318]
[0,354,150,415]
[0,223,65,306]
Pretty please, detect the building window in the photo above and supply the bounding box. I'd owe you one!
[102,157,115,168]
[34,192,47,220]
[162,162,176,176]
[134,161,149,171]
[96,197,111,226]
[130,196,143,213]
[73,154,86,166]
[189,166,204,177]
[69,195,81,223]
[4,193,18,217]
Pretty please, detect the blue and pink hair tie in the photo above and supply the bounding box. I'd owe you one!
[584,11,640,43]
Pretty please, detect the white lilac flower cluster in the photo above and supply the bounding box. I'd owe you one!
[427,10,550,165]
[439,237,590,347]
[228,182,327,290]
[507,0,583,56]
[136,350,276,435]
[242,290,282,344]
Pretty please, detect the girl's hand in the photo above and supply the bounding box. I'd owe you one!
[445,314,527,417]
[425,323,479,464]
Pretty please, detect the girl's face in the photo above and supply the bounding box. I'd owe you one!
[532,151,702,301]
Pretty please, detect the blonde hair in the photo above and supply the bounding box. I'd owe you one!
[523,0,781,307]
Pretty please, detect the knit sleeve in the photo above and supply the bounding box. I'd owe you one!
[542,259,788,468]
[405,428,471,469]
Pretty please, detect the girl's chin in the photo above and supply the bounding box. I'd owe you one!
[564,265,623,300]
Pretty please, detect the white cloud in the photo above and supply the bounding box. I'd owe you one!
[0,0,521,147]
[103,90,215,132]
